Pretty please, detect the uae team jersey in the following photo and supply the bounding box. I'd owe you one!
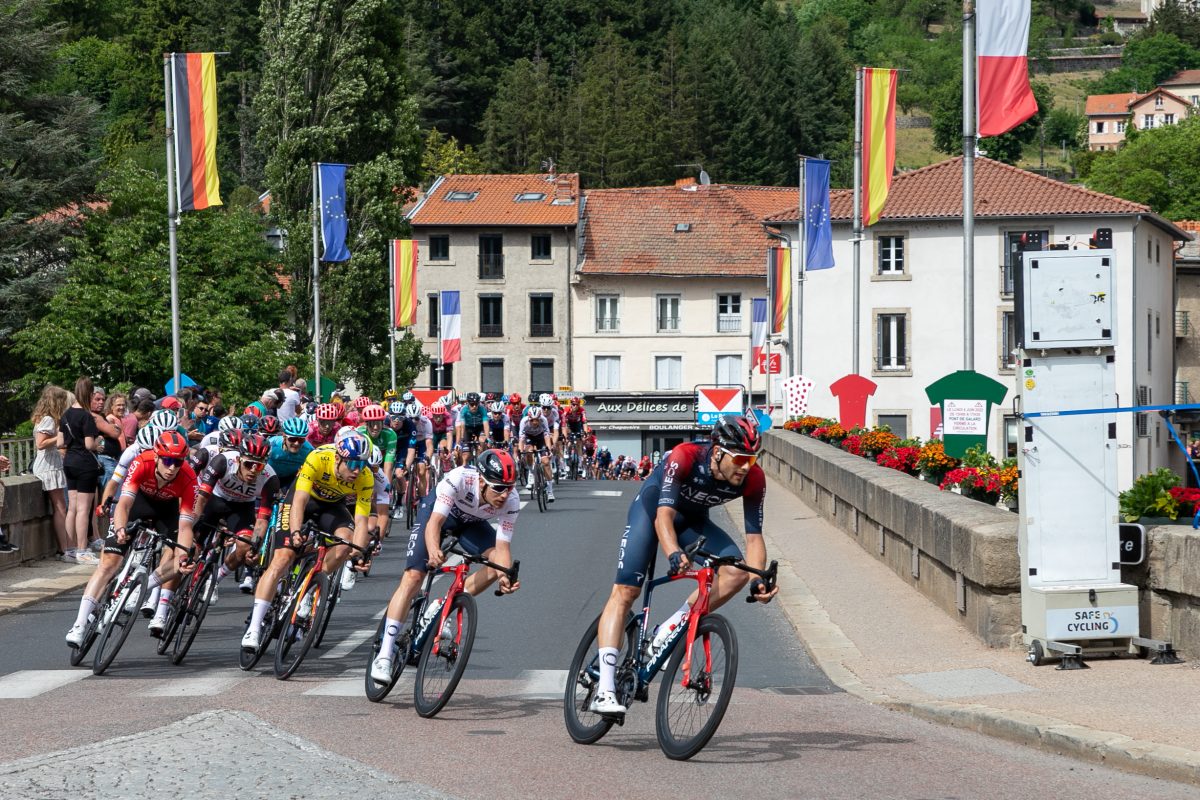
[638,442,765,534]
[199,452,280,518]
[434,466,521,542]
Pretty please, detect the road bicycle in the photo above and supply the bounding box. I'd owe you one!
[563,537,777,760]
[364,535,519,717]
[567,433,584,480]
[273,521,375,680]
[83,520,192,676]
[163,522,255,665]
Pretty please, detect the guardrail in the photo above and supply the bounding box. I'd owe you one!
[0,437,37,474]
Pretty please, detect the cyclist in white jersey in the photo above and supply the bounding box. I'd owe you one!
[518,407,555,502]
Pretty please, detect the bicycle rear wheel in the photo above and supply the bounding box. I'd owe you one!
[273,572,328,680]
[239,576,287,671]
[654,613,738,760]
[170,562,216,665]
[404,477,417,529]
[413,592,477,717]
[364,612,410,702]
[92,571,149,676]
[71,571,122,666]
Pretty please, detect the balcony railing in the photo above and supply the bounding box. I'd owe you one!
[596,317,620,333]
[478,324,503,337]
[1178,381,1191,404]
[1001,262,1015,295]
[529,323,553,337]
[717,314,742,333]
[1177,310,1191,338]
[478,253,504,280]
[876,355,908,371]
[657,316,680,332]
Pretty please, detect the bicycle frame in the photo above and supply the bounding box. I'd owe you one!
[407,542,519,659]
[630,557,717,696]
[287,528,368,626]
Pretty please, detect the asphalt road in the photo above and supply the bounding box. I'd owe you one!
[1,480,1197,799]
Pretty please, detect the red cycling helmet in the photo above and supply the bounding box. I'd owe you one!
[476,448,517,487]
[361,403,386,422]
[508,392,522,405]
[239,432,271,461]
[259,415,280,435]
[711,415,762,454]
[353,396,372,410]
[316,403,341,421]
[154,430,190,459]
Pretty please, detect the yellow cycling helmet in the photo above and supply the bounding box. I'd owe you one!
[382,388,398,401]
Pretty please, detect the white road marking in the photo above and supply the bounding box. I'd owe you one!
[140,669,248,697]
[0,669,89,698]
[320,627,375,660]
[305,668,413,697]
[589,490,623,497]
[514,669,568,698]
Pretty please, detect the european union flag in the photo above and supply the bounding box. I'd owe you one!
[804,159,835,271]
[318,163,350,262]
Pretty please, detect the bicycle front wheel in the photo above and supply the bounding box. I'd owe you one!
[273,572,328,680]
[171,562,216,665]
[413,592,477,717]
[92,571,149,676]
[313,567,342,648]
[654,613,738,760]
[364,613,410,702]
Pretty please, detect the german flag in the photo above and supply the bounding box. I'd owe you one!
[170,53,221,212]
[768,245,790,335]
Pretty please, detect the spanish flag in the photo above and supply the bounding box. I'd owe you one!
[768,245,790,335]
[392,239,418,328]
[170,53,221,212]
[861,68,897,227]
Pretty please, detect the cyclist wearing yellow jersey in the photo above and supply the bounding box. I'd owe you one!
[241,435,374,651]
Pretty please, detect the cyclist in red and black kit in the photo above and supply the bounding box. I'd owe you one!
[65,430,200,647]
[588,415,778,715]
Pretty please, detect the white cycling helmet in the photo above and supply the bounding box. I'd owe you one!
[149,409,178,430]
[404,402,422,418]
[529,406,543,419]
[402,391,415,403]
[218,415,242,432]
[489,401,505,414]
[367,442,383,468]
[335,425,359,442]
[135,424,162,450]
[539,393,553,407]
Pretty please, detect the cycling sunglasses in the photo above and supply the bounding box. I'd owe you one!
[717,447,758,467]
[342,458,368,471]
[285,436,306,445]
[241,459,266,471]
[483,480,515,495]
[159,457,184,468]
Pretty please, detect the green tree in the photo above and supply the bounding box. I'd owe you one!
[1086,116,1200,219]
[480,57,561,173]
[255,0,424,391]
[14,161,299,403]
[1144,0,1200,49]
[1090,33,1200,94]
[422,128,485,183]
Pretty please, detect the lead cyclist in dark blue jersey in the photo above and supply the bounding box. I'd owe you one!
[589,415,778,715]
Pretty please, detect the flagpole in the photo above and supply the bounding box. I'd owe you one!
[797,156,807,376]
[163,55,182,394]
[852,67,863,376]
[747,312,754,407]
[388,241,397,392]
[312,162,322,402]
[437,292,445,390]
[963,1,977,371]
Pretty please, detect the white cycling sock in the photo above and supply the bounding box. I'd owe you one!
[598,646,619,694]
[154,589,174,617]
[379,616,404,657]
[248,598,271,633]
[216,564,230,583]
[147,571,163,589]
[73,596,97,629]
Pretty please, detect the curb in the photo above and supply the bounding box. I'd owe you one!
[761,528,1200,788]
[0,569,90,619]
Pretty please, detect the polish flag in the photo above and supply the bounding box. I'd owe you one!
[977,0,1038,137]
[439,290,461,364]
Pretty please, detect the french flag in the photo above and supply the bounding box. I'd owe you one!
[439,290,462,364]
[977,0,1038,138]
[750,298,768,374]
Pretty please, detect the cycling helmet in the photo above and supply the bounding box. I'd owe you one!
[135,425,161,450]
[219,428,242,451]
[239,433,271,461]
[240,413,260,432]
[304,402,318,415]
[382,389,398,402]
[361,403,386,422]
[430,402,446,415]
[244,405,263,417]
[336,433,368,461]
[404,402,421,418]
[352,395,372,410]
[509,392,522,405]
[402,391,415,403]
[367,442,383,468]
[388,400,404,415]
[489,401,505,414]
[570,397,582,406]
[154,430,190,459]
[149,409,178,430]
[484,392,496,403]
[218,415,242,433]
[466,392,481,404]
[335,425,359,442]
[259,415,280,435]
[281,417,308,438]
[711,415,762,454]
[539,393,553,407]
[315,403,341,421]
[476,448,517,487]
[528,406,543,419]
[343,410,360,426]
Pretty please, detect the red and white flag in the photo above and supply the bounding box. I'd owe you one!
[977,0,1038,137]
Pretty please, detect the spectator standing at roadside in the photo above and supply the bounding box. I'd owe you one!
[0,453,14,552]
[61,378,100,564]
[123,389,156,439]
[277,370,301,420]
[95,392,128,542]
[31,385,72,559]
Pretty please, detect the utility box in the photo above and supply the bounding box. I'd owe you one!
[1017,250,1116,348]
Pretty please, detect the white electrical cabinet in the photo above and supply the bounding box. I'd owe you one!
[1015,246,1161,668]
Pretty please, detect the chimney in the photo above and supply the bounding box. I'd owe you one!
[675,177,697,188]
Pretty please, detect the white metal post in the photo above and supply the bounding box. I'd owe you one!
[963,1,977,371]
[388,241,397,391]
[797,157,807,376]
[312,163,322,401]
[852,68,863,375]
[163,55,182,393]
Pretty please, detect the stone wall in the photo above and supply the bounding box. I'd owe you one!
[1129,526,1200,660]
[0,476,55,570]
[761,429,1021,647]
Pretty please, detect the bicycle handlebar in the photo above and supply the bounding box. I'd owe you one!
[678,536,779,601]
[440,535,521,596]
[123,519,196,561]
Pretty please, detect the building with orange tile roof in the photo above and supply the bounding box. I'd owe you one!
[1085,87,1193,150]
[765,156,1190,486]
